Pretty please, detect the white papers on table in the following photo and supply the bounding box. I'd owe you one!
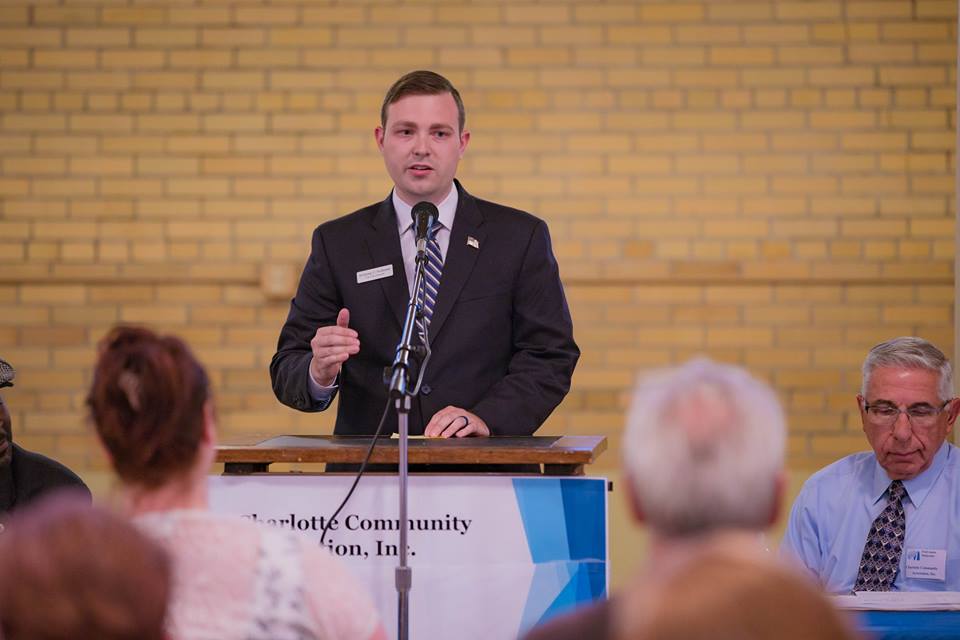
[833,592,960,611]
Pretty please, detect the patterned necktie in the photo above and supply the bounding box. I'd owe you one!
[853,479,906,592]
[416,229,443,343]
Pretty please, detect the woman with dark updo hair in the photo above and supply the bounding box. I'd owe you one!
[87,325,385,640]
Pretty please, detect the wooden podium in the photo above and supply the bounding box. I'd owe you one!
[211,436,610,637]
[216,434,607,476]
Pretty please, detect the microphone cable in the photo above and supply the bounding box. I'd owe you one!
[320,395,392,545]
[319,322,433,546]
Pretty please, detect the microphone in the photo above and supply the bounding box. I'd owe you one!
[411,201,438,257]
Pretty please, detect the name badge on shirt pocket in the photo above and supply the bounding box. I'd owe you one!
[905,548,946,581]
[357,264,393,284]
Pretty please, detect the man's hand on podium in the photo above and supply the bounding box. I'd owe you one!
[424,406,490,438]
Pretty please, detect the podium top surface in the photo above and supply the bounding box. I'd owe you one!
[216,434,606,467]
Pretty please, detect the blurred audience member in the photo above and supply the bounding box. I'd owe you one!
[0,357,90,520]
[0,493,170,640]
[619,535,860,640]
[523,358,787,640]
[86,326,386,640]
[782,337,960,593]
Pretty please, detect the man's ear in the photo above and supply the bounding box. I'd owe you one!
[856,394,869,436]
[945,397,960,426]
[768,470,786,527]
[624,472,646,525]
[374,126,385,151]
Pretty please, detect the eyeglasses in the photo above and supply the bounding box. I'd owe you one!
[862,399,953,429]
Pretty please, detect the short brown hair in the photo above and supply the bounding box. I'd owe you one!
[0,494,170,640]
[380,69,465,132]
[86,325,209,487]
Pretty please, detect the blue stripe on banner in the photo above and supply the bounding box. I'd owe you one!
[519,562,578,631]
[512,478,570,563]
[539,562,607,622]
[519,561,575,630]
[561,478,606,561]
[513,478,607,635]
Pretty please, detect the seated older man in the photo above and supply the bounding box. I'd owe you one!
[782,336,960,592]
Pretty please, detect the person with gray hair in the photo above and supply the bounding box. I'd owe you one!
[782,336,960,593]
[0,357,89,519]
[522,358,788,640]
[623,356,786,537]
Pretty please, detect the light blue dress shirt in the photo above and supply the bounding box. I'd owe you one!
[781,442,960,593]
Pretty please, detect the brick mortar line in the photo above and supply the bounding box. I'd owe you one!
[0,275,952,286]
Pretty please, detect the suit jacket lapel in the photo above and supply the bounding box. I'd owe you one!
[428,183,486,341]
[365,196,408,329]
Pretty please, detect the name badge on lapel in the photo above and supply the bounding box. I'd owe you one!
[357,264,394,284]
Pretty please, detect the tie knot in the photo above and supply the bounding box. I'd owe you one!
[888,480,906,502]
[405,219,442,236]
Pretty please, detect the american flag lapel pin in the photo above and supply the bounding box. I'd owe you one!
[466,236,479,249]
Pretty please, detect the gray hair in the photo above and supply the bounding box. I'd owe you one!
[622,358,786,537]
[861,337,953,402]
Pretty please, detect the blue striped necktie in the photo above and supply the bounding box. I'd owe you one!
[417,228,443,343]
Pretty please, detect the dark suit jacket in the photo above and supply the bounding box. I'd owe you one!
[0,443,91,515]
[270,182,579,436]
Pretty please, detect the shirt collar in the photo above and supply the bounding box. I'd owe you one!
[393,186,458,236]
[870,441,952,508]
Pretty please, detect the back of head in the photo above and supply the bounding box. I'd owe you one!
[86,325,209,487]
[621,539,859,640]
[861,336,952,401]
[0,494,170,640]
[623,358,785,536]
[381,69,465,132]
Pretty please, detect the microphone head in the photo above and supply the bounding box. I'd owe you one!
[411,201,439,240]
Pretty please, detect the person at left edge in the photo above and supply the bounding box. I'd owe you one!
[0,357,91,518]
[270,70,579,438]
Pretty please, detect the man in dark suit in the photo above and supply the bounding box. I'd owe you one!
[0,358,91,517]
[270,70,578,438]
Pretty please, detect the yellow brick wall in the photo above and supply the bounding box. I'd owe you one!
[0,0,955,484]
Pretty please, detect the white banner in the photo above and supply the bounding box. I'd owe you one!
[209,474,608,640]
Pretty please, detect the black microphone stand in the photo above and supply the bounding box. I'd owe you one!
[386,246,431,640]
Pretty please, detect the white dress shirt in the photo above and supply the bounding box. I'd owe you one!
[392,186,458,294]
